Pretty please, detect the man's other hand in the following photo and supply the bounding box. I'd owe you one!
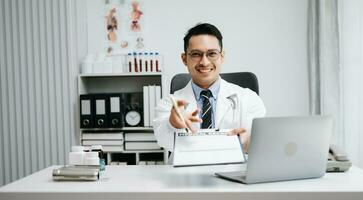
[229,128,250,153]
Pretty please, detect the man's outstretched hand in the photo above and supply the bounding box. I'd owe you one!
[169,99,202,133]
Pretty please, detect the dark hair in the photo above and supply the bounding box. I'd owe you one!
[183,23,223,52]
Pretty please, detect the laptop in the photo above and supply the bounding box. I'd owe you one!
[215,116,333,184]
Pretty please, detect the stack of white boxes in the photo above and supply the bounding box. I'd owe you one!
[124,132,161,151]
[82,131,124,152]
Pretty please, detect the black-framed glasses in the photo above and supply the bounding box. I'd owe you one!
[187,49,222,62]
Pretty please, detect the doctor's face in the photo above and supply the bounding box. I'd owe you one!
[182,35,224,89]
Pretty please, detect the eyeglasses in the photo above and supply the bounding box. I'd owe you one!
[187,49,222,62]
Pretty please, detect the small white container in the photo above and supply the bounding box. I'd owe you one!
[71,146,85,152]
[69,146,85,165]
[69,152,85,165]
[82,145,90,151]
[93,54,111,73]
[111,56,123,73]
[103,57,113,73]
[85,152,99,157]
[81,54,94,74]
[84,157,100,165]
[84,152,100,165]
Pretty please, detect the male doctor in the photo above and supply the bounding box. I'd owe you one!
[153,23,266,154]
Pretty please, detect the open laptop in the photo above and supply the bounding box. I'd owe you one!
[215,116,333,184]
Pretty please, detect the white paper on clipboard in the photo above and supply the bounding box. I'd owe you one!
[173,129,246,167]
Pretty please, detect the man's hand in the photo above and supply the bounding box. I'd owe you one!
[229,128,250,153]
[169,99,202,133]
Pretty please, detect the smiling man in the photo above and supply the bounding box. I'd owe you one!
[153,23,266,154]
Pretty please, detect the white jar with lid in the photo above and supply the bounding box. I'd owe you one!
[84,152,100,165]
[69,146,85,165]
[81,54,94,74]
[103,56,113,73]
[112,55,123,73]
[93,53,107,73]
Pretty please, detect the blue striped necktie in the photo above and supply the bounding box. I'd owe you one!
[200,90,213,129]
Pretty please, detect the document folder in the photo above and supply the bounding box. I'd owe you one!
[80,95,94,128]
[94,94,109,128]
[108,93,125,128]
[173,130,246,167]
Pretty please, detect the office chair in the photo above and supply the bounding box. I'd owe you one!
[170,72,259,95]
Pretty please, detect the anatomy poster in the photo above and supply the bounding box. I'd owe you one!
[88,0,147,55]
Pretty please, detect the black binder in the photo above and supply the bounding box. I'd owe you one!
[94,94,109,128]
[108,93,125,128]
[80,94,94,128]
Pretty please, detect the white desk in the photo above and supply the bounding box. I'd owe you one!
[1,164,363,200]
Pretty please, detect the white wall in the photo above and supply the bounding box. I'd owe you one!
[339,0,363,167]
[145,0,310,116]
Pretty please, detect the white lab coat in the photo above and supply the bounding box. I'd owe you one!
[153,78,266,152]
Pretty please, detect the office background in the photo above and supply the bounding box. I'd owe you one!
[0,0,362,186]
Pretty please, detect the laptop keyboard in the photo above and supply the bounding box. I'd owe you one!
[224,170,247,178]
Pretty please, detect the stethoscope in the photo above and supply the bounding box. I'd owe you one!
[227,93,238,110]
[215,93,238,128]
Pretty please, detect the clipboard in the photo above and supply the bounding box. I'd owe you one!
[173,129,246,167]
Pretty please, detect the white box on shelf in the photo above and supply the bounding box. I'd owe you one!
[124,141,161,150]
[124,132,156,141]
[138,161,147,165]
[82,140,123,146]
[146,161,156,165]
[101,145,124,152]
[82,133,124,140]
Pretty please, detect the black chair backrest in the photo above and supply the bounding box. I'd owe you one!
[170,72,259,95]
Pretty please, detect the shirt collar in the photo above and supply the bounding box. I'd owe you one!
[191,76,221,101]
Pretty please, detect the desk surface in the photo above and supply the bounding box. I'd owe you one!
[1,164,363,200]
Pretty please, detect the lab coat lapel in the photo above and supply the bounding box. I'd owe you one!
[215,80,234,128]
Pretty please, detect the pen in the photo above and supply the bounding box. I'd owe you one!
[170,95,189,133]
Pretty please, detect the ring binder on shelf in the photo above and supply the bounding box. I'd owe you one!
[108,93,125,128]
[94,94,109,128]
[80,95,94,128]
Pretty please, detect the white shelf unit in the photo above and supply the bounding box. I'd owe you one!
[78,73,168,165]
[78,73,163,95]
